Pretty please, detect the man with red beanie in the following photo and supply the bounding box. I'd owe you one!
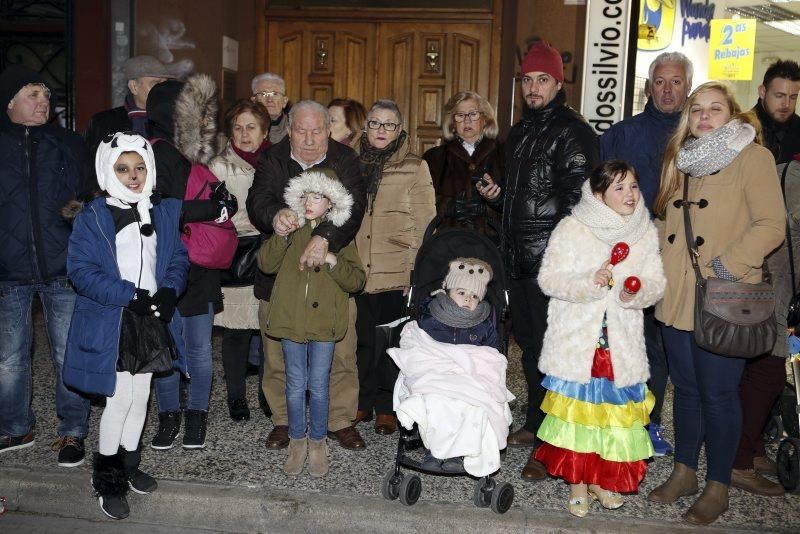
[477,39,599,482]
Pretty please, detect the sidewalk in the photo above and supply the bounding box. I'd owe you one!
[1,311,798,532]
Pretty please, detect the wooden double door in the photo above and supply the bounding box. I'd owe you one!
[264,10,499,154]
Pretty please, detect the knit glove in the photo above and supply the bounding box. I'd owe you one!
[210,181,238,221]
[711,256,737,281]
[150,287,178,322]
[127,289,154,316]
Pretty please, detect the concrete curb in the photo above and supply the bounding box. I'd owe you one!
[0,465,763,533]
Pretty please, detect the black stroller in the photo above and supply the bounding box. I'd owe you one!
[379,221,515,514]
[777,357,800,493]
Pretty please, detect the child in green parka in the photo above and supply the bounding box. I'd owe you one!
[257,169,365,478]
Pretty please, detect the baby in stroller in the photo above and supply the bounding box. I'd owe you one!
[388,257,513,478]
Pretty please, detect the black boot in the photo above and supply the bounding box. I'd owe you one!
[182,410,208,449]
[92,452,129,519]
[151,411,181,450]
[120,447,158,494]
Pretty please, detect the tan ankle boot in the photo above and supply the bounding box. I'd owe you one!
[307,438,329,477]
[648,462,699,503]
[283,437,307,476]
[684,481,729,525]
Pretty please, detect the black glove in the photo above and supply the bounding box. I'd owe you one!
[127,289,153,316]
[150,287,178,322]
[210,181,238,218]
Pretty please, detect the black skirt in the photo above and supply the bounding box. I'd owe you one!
[117,309,178,375]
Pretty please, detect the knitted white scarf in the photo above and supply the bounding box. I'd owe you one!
[570,180,649,246]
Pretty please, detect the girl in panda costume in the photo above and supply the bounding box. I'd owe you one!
[63,132,189,520]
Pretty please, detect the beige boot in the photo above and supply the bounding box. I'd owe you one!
[648,462,699,503]
[283,437,307,476]
[307,438,329,478]
[684,481,729,525]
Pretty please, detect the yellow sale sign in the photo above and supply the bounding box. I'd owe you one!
[708,19,756,80]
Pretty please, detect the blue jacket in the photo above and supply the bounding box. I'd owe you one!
[417,298,499,350]
[600,98,680,214]
[63,197,189,396]
[0,118,89,283]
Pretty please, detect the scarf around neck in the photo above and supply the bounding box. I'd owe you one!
[570,180,650,245]
[231,138,271,167]
[359,130,408,213]
[677,119,755,178]
[429,291,491,329]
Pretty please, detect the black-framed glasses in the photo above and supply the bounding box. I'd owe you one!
[252,90,285,100]
[366,119,399,131]
[453,110,482,123]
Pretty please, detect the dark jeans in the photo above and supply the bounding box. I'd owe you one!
[510,277,549,435]
[644,308,669,425]
[0,279,90,438]
[734,354,787,469]
[355,290,405,415]
[221,328,259,405]
[662,326,746,484]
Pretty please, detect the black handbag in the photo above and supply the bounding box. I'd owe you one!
[781,162,800,329]
[220,234,261,287]
[682,176,777,358]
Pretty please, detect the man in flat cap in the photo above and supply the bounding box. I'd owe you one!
[84,55,174,148]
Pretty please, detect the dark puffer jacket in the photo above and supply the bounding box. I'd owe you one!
[0,115,89,284]
[499,90,598,279]
[416,298,498,350]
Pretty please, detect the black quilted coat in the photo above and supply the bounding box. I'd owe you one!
[499,90,599,279]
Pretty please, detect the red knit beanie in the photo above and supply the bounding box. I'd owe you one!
[520,41,564,84]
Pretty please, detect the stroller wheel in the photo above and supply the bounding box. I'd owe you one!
[762,414,785,445]
[491,482,514,514]
[399,474,422,506]
[777,437,800,493]
[381,468,401,500]
[473,477,493,508]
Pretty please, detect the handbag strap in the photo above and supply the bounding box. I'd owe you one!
[782,162,797,297]
[681,176,705,287]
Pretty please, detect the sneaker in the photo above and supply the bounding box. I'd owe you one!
[441,456,464,473]
[421,450,442,471]
[151,411,181,450]
[648,423,674,456]
[52,436,85,467]
[0,430,35,454]
[183,409,208,449]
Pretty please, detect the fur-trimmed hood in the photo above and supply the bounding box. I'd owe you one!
[284,169,353,228]
[146,74,218,165]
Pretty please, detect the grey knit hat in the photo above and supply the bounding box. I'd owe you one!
[123,55,175,81]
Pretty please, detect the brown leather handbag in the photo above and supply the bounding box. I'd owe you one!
[681,177,777,358]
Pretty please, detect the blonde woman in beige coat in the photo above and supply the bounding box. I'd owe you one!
[648,82,785,525]
[352,100,436,435]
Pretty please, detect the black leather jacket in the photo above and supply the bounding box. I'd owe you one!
[499,90,599,279]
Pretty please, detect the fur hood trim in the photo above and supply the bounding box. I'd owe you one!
[284,170,353,228]
[61,199,84,221]
[174,73,218,165]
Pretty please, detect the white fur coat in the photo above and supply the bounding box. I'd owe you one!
[536,216,666,387]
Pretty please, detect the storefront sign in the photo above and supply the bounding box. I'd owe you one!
[581,0,632,133]
[708,19,756,80]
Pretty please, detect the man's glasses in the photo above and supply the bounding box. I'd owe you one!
[366,120,399,131]
[252,91,285,100]
[301,193,327,204]
[453,110,482,123]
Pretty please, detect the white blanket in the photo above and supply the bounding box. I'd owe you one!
[388,321,515,477]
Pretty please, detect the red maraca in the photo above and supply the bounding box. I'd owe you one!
[610,242,630,267]
[607,242,630,287]
[623,276,641,296]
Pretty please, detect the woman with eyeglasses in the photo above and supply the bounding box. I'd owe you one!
[423,91,504,239]
[353,100,436,435]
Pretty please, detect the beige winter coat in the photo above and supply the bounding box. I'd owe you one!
[355,136,436,293]
[655,143,785,331]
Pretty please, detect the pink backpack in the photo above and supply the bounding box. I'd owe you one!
[180,163,239,269]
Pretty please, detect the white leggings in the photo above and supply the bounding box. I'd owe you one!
[98,371,152,455]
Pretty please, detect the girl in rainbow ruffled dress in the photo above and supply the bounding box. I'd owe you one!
[534,160,666,517]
